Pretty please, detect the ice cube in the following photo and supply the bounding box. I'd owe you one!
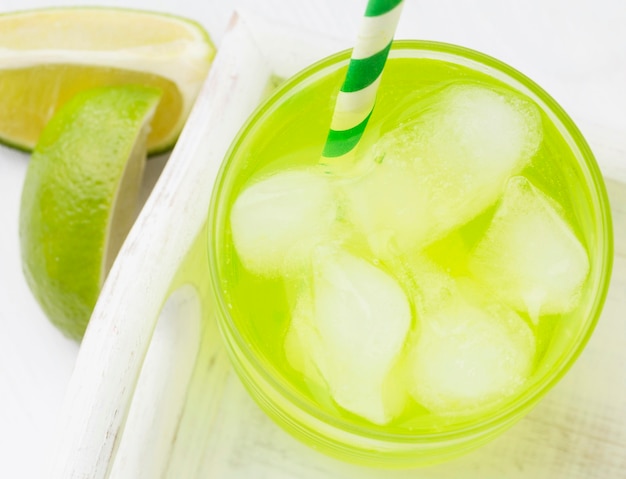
[468,176,590,321]
[284,247,411,424]
[230,169,336,277]
[342,83,542,258]
[407,260,536,415]
[338,155,430,258]
[409,296,536,416]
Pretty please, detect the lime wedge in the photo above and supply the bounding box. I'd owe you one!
[0,7,214,154]
[19,85,162,340]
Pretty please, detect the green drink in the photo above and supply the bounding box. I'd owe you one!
[208,42,612,467]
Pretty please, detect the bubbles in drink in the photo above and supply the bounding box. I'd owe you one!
[230,169,336,277]
[284,247,411,424]
[342,84,542,258]
[468,176,590,321]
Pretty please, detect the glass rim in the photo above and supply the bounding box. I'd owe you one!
[208,39,614,443]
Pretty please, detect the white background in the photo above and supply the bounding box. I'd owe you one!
[1,1,625,478]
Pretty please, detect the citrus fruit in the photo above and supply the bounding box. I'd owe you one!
[0,7,214,154]
[19,85,162,340]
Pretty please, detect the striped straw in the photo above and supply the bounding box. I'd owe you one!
[320,0,404,167]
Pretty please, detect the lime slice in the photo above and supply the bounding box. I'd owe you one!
[19,85,162,340]
[0,7,214,154]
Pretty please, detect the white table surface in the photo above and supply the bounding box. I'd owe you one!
[1,1,625,478]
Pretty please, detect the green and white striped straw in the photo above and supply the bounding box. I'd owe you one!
[320,0,404,168]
